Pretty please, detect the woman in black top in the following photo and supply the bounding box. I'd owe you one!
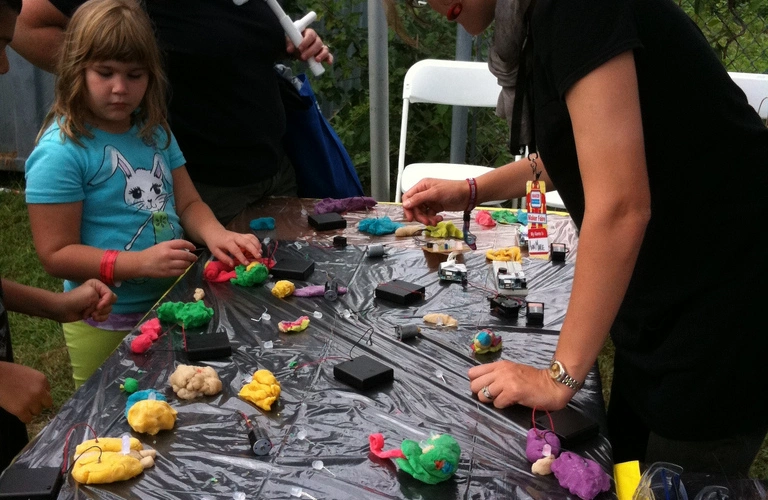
[401,0,768,474]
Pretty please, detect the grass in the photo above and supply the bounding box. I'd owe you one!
[1,169,766,479]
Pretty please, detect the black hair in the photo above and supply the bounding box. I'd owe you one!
[0,0,22,15]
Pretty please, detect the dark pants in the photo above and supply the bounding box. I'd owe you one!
[0,407,28,472]
[607,385,767,476]
[193,155,298,227]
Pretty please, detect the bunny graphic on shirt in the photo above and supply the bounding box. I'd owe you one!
[88,145,178,251]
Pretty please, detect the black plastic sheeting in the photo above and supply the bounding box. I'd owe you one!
[10,202,618,498]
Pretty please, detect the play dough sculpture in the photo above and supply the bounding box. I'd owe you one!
[369,433,461,485]
[71,436,156,484]
[169,364,222,400]
[125,389,177,435]
[239,369,281,411]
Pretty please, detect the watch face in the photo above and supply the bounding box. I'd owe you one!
[549,361,562,379]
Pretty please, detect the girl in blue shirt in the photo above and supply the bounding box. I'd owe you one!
[25,0,262,387]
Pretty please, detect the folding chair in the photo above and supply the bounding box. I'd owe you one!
[394,59,565,208]
[728,71,768,119]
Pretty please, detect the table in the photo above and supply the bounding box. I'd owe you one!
[11,198,618,499]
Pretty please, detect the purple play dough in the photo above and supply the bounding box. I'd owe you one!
[293,285,348,297]
[314,196,377,214]
[526,427,561,463]
[550,451,611,500]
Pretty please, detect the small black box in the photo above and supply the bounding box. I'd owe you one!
[374,280,425,305]
[334,355,394,390]
[308,212,347,231]
[333,235,347,248]
[185,329,232,361]
[526,301,545,326]
[534,406,599,448]
[0,466,62,499]
[550,242,567,262]
[490,296,522,318]
[270,258,315,280]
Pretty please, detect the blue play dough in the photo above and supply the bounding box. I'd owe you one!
[358,216,403,235]
[125,389,166,418]
[249,217,276,231]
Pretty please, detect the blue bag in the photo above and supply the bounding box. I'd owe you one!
[278,70,364,199]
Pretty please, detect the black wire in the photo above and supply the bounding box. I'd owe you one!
[348,326,374,359]
[67,445,104,473]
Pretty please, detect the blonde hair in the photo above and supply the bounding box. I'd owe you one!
[38,0,170,147]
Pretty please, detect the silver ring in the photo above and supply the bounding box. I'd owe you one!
[481,385,494,400]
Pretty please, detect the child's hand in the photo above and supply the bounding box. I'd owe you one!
[140,239,199,278]
[206,230,262,268]
[0,361,53,423]
[57,279,118,323]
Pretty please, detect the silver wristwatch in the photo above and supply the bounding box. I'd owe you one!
[548,358,582,391]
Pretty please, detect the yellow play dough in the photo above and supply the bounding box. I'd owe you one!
[127,399,178,435]
[239,369,281,411]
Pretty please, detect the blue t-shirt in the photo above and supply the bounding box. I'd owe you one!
[26,123,186,315]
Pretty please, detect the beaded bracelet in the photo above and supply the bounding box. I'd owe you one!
[466,177,477,211]
[463,178,478,250]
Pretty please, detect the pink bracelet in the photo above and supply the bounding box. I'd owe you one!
[100,249,120,286]
[466,178,477,211]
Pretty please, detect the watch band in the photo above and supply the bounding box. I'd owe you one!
[549,359,582,391]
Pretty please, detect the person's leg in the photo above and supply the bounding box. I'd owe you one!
[607,363,651,464]
[0,407,28,472]
[646,426,768,476]
[62,321,128,388]
[265,154,298,198]
[193,155,297,227]
[193,181,271,227]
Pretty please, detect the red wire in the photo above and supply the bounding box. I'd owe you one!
[238,410,253,429]
[531,406,555,439]
[62,423,98,473]
[292,356,347,371]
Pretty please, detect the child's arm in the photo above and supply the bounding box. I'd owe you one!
[1,278,116,323]
[27,202,199,283]
[171,166,263,267]
[0,361,52,423]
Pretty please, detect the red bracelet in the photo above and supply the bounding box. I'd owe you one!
[466,178,477,212]
[100,249,120,286]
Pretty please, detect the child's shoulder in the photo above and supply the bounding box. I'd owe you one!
[37,121,64,143]
[36,121,82,151]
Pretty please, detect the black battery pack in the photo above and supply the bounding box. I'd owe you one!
[534,406,599,448]
[185,329,232,361]
[374,280,425,305]
[308,212,347,231]
[334,355,394,390]
[270,258,315,281]
[0,466,62,500]
[490,296,522,318]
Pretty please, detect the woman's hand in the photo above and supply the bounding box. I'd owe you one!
[401,178,469,225]
[468,360,574,410]
[56,279,117,323]
[205,230,262,268]
[287,28,334,65]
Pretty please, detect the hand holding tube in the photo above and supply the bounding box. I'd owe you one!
[265,0,326,76]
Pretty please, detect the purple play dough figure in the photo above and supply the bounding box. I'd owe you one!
[526,427,561,463]
[314,196,377,214]
[550,451,611,500]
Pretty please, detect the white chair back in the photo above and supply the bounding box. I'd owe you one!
[729,71,768,118]
[395,59,503,203]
